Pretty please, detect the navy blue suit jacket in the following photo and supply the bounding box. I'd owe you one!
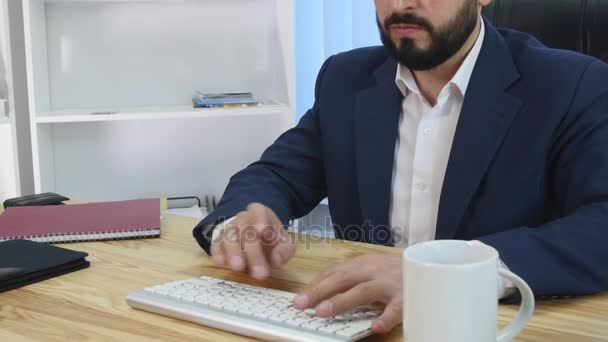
[195,21,608,299]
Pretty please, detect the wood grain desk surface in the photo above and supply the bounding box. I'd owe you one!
[1,214,607,341]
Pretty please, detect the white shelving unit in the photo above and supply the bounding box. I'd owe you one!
[0,99,8,124]
[22,0,295,201]
[0,98,7,118]
[0,0,21,201]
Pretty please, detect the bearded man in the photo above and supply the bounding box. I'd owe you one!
[194,0,608,333]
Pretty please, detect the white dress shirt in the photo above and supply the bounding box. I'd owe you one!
[389,19,486,248]
[387,20,511,297]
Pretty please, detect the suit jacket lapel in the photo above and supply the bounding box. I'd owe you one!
[435,21,523,240]
[354,58,402,245]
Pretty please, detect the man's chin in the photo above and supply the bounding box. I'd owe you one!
[393,39,431,53]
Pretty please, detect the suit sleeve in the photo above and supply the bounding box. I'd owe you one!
[480,60,608,301]
[192,57,334,254]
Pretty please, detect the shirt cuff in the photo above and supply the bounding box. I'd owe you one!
[498,258,516,299]
[211,216,236,243]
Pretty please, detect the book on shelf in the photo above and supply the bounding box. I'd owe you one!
[192,91,262,108]
[196,92,254,100]
[192,100,262,108]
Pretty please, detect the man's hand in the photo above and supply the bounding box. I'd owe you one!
[293,253,403,334]
[210,203,296,280]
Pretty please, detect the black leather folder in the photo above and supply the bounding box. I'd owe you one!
[2,192,70,208]
[0,239,90,292]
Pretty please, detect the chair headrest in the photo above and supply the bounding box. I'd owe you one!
[482,0,608,62]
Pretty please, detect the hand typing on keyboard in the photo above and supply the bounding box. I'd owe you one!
[293,253,403,334]
[210,203,296,279]
[127,276,382,341]
[209,203,403,335]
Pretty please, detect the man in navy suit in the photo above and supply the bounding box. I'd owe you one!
[194,0,608,333]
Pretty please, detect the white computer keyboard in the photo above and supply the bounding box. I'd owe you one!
[126,276,380,342]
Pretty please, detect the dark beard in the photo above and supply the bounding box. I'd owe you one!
[377,1,479,71]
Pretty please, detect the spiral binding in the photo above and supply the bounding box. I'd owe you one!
[0,228,160,243]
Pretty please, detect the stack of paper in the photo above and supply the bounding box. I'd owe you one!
[164,206,206,219]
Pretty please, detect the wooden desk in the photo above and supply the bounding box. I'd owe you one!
[1,214,607,341]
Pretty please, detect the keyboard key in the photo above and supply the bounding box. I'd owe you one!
[284,317,312,327]
[302,321,326,330]
[181,295,196,302]
[237,308,254,315]
[209,301,224,309]
[304,309,316,315]
[280,313,299,321]
[224,305,239,312]
[353,311,373,319]
[352,322,373,330]
[334,314,353,321]
[253,311,271,319]
[319,323,347,334]
[194,297,211,304]
[336,326,371,338]
[268,315,286,323]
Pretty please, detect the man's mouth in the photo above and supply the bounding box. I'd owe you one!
[389,24,424,38]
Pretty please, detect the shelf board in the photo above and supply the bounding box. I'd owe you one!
[45,0,164,3]
[36,103,287,124]
[0,117,11,125]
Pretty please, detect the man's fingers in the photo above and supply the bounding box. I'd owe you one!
[294,270,366,309]
[210,239,225,266]
[310,266,337,285]
[222,226,246,272]
[242,227,271,279]
[211,204,294,275]
[299,256,363,297]
[245,203,294,269]
[292,266,340,308]
[315,281,384,317]
[372,299,403,334]
[250,203,287,242]
[269,233,296,268]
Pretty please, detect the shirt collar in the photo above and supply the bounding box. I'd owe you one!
[395,17,486,99]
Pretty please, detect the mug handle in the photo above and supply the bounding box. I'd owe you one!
[496,268,535,342]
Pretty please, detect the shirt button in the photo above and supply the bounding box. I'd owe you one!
[424,128,432,135]
[416,183,427,191]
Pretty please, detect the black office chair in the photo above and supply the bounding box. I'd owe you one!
[482,0,608,62]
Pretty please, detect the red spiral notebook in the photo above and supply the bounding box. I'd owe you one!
[0,199,160,243]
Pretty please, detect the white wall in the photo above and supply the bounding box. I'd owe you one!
[294,0,380,120]
[0,123,18,201]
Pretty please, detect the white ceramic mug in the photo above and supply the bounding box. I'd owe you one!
[402,240,535,342]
